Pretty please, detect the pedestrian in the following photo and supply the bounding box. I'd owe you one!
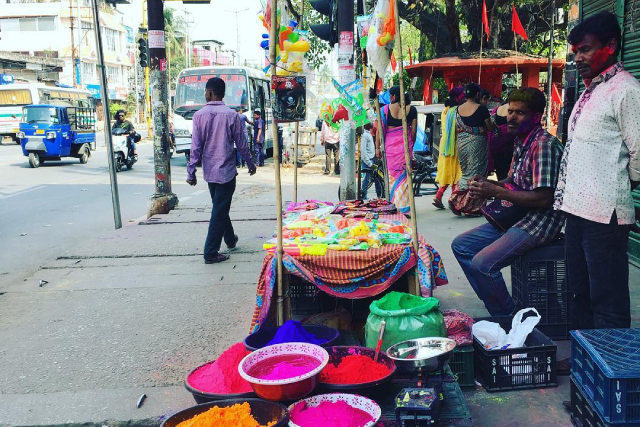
[451,88,565,316]
[448,83,493,217]
[380,86,418,214]
[253,110,265,167]
[237,108,254,168]
[554,11,640,333]
[320,120,340,175]
[433,87,465,209]
[187,77,257,264]
[487,101,515,181]
[360,123,381,199]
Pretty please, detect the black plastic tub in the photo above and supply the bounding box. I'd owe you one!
[318,346,396,392]
[244,324,339,352]
[160,398,289,427]
[184,360,256,404]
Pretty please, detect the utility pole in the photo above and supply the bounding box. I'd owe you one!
[226,8,249,66]
[546,0,556,129]
[142,0,152,135]
[338,0,356,201]
[70,0,77,86]
[147,0,178,216]
[76,0,83,87]
[90,0,121,229]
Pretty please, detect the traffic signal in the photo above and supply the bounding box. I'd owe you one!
[309,0,337,45]
[138,38,148,68]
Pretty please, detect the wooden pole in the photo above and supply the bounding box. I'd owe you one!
[374,97,390,201]
[269,0,285,326]
[294,122,299,202]
[514,34,520,88]
[479,33,483,84]
[393,0,420,296]
[357,133,362,199]
[546,0,555,129]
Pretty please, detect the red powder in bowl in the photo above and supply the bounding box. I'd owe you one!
[320,354,392,384]
[187,343,253,394]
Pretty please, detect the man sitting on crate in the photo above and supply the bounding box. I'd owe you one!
[451,88,565,317]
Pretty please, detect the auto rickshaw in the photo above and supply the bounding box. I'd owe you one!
[18,104,96,168]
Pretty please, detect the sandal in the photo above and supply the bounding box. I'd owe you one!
[432,198,445,210]
[449,203,462,217]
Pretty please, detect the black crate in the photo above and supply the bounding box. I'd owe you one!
[449,345,475,388]
[473,316,558,392]
[511,238,570,340]
[288,278,331,316]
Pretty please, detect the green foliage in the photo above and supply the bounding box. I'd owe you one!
[164,8,187,91]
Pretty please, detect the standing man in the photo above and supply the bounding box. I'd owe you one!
[554,11,640,331]
[187,77,257,264]
[360,123,381,199]
[237,108,254,168]
[253,110,265,167]
[451,88,565,316]
[320,120,340,175]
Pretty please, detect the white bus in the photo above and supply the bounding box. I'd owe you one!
[0,83,94,143]
[173,66,273,162]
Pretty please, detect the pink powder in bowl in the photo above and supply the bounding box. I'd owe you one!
[290,400,374,427]
[247,354,321,381]
[187,342,253,394]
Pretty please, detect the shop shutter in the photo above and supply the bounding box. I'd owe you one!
[623,0,640,265]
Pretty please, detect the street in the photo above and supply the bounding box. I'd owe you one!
[0,135,209,291]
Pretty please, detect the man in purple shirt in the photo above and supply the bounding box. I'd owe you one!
[187,77,256,264]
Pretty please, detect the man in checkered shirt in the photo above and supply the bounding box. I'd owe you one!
[452,88,564,316]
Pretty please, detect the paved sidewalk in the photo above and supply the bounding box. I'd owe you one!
[0,166,638,427]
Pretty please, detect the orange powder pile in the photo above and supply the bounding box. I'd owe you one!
[175,402,276,427]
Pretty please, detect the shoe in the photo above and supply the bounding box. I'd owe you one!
[557,357,571,376]
[562,401,571,411]
[464,212,482,218]
[432,198,445,210]
[323,171,330,175]
[204,253,229,264]
[227,234,239,251]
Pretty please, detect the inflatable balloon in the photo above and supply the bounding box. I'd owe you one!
[283,40,310,52]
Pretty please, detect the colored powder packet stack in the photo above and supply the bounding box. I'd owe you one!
[175,402,276,427]
[266,320,327,346]
[187,342,253,394]
[320,354,391,384]
[290,400,373,427]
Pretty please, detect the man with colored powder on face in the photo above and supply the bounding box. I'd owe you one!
[187,77,257,264]
[451,88,564,317]
[554,12,640,362]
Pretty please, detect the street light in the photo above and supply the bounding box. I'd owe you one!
[226,8,249,66]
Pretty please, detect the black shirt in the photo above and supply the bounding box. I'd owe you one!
[112,120,134,133]
[458,105,490,128]
[386,105,417,128]
[494,113,508,126]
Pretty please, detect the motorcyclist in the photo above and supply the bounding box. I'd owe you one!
[112,110,138,158]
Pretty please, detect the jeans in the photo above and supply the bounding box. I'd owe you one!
[203,178,236,260]
[325,143,339,173]
[566,212,631,329]
[361,165,382,199]
[255,143,264,166]
[452,223,539,315]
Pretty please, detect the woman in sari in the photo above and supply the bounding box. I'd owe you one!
[380,86,418,214]
[448,83,493,216]
[433,87,465,209]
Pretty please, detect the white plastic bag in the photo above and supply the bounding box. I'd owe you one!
[472,308,541,350]
[365,0,392,77]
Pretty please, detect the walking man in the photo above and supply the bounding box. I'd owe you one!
[451,88,565,316]
[360,123,381,199]
[187,77,256,264]
[555,11,640,331]
[253,110,265,166]
[320,120,340,175]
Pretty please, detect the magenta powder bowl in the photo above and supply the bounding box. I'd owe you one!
[288,393,381,427]
[238,343,329,402]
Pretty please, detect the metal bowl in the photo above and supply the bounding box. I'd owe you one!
[386,337,456,373]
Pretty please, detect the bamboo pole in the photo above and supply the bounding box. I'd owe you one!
[393,0,420,296]
[514,34,520,88]
[357,133,362,199]
[269,0,285,326]
[294,122,299,202]
[374,97,390,201]
[479,33,483,84]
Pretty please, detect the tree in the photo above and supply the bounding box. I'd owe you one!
[164,8,187,91]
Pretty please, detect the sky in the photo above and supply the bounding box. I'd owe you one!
[116,0,267,67]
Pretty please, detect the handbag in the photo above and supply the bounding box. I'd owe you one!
[481,183,530,232]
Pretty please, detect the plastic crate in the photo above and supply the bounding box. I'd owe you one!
[288,279,326,315]
[571,329,640,424]
[511,238,570,340]
[571,376,640,427]
[449,345,475,388]
[473,316,557,392]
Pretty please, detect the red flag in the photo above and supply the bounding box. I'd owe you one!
[408,47,413,66]
[390,52,397,72]
[552,83,562,105]
[512,4,529,41]
[482,1,490,41]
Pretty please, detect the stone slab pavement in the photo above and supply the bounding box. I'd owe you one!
[0,165,638,427]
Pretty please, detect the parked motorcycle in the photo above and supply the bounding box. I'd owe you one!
[112,128,139,172]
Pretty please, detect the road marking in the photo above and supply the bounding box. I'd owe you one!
[181,196,191,202]
[0,185,45,199]
[190,190,205,196]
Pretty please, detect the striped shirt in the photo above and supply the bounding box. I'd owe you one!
[509,125,565,243]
